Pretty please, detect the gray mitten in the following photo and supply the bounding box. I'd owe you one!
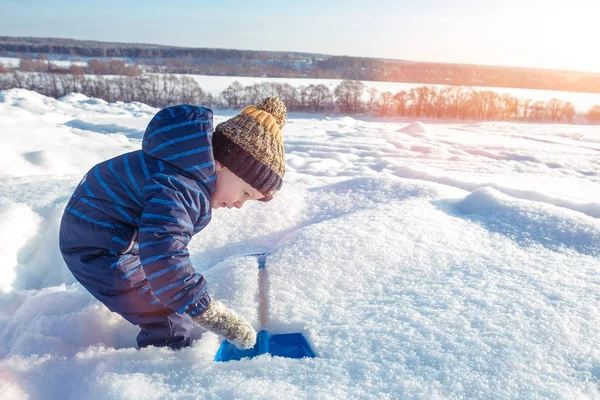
[192,300,257,350]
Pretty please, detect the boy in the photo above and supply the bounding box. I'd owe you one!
[59,96,287,350]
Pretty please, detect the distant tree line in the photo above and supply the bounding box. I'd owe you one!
[2,36,600,94]
[0,70,213,109]
[223,79,582,123]
[2,67,600,123]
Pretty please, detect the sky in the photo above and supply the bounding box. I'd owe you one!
[0,0,599,72]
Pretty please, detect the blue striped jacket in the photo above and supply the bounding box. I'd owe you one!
[63,105,216,316]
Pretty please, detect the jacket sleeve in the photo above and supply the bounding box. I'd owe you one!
[138,171,211,316]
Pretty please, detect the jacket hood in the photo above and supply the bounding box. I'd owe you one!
[142,105,217,192]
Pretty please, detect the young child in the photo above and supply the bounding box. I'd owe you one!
[59,96,287,350]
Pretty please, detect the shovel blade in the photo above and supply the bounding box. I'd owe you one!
[215,330,316,362]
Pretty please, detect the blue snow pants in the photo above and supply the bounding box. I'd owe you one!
[59,210,195,350]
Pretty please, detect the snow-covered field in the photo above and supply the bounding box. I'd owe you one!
[0,88,599,399]
[0,57,87,69]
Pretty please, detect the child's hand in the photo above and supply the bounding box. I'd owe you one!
[193,300,257,350]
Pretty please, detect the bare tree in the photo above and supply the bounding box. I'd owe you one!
[520,98,532,120]
[89,60,110,75]
[222,81,244,109]
[529,101,548,122]
[203,92,216,109]
[586,104,600,123]
[179,76,205,105]
[11,70,36,90]
[367,87,379,111]
[276,83,299,112]
[109,60,128,76]
[125,64,142,77]
[393,90,408,116]
[87,76,111,101]
[378,91,393,116]
[134,76,152,105]
[144,75,162,106]
[59,72,81,95]
[408,87,424,117]
[432,87,448,118]
[297,85,308,112]
[561,102,575,123]
[112,77,130,102]
[501,93,519,120]
[160,75,181,107]
[18,57,48,73]
[243,83,263,105]
[333,80,353,113]
[306,84,333,112]
[334,80,364,113]
[0,74,12,90]
[482,90,502,120]
[547,98,564,121]
[446,87,469,119]
[423,86,438,117]
[39,73,65,98]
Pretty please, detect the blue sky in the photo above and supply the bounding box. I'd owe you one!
[1,0,598,72]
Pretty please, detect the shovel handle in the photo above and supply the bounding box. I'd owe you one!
[256,330,270,355]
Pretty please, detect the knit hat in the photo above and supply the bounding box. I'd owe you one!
[212,96,287,202]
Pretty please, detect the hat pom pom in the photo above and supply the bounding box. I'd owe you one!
[257,96,287,130]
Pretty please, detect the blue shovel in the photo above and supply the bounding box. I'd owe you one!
[214,253,316,362]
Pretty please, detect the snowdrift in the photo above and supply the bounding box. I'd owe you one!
[1,89,599,399]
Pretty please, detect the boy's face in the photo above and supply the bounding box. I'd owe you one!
[211,161,265,209]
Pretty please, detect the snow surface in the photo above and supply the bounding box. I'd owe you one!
[0,56,92,68]
[0,88,599,399]
[398,122,429,135]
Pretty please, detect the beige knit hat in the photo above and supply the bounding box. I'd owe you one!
[212,96,287,201]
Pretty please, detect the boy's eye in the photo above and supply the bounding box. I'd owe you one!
[244,192,250,197]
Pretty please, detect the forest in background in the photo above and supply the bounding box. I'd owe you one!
[2,57,600,123]
[2,36,600,94]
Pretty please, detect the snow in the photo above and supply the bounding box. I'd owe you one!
[0,56,88,68]
[0,200,41,292]
[398,121,429,135]
[0,87,599,399]
[0,58,21,68]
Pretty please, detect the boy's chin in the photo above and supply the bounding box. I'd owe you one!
[211,201,225,209]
